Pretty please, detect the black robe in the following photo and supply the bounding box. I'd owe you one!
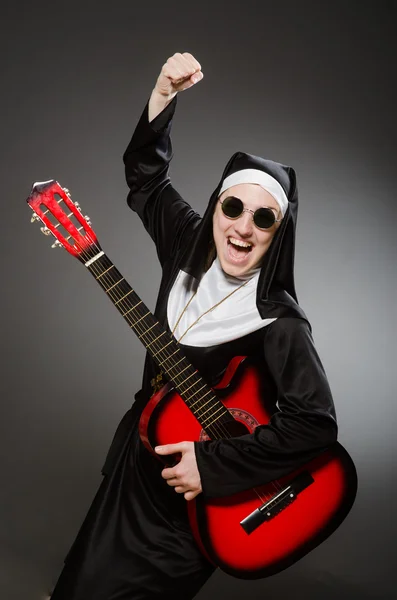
[49,97,337,600]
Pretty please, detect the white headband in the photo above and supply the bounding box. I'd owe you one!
[218,168,289,216]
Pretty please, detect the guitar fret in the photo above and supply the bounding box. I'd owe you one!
[115,289,134,305]
[169,356,185,370]
[146,331,167,348]
[192,397,214,414]
[152,340,173,357]
[158,349,180,366]
[202,410,226,428]
[96,265,115,279]
[177,370,197,386]
[138,323,157,339]
[131,310,150,327]
[176,364,191,377]
[182,377,204,395]
[189,388,212,407]
[122,300,143,317]
[201,404,225,424]
[105,278,124,293]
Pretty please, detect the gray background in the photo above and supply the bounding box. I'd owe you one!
[1,1,396,599]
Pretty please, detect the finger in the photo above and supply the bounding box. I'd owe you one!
[167,55,190,81]
[173,52,197,78]
[155,443,186,455]
[180,54,199,79]
[182,52,201,73]
[169,54,199,84]
[174,485,187,494]
[190,71,203,85]
[161,467,177,479]
[184,489,200,501]
[162,61,184,84]
[165,477,179,487]
[155,444,174,455]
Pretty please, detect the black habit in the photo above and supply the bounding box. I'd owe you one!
[49,96,337,600]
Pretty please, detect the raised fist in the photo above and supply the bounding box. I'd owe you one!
[154,52,203,97]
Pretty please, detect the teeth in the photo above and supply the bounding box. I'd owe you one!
[229,237,252,248]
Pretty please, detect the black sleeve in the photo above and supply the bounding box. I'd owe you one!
[123,96,201,266]
[194,317,338,498]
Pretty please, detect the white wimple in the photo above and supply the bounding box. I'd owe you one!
[218,168,289,216]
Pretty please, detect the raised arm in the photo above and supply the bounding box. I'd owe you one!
[123,53,204,267]
[148,52,203,122]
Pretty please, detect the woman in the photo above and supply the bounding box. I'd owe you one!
[49,52,337,600]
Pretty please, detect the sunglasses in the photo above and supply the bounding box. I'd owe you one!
[220,196,282,230]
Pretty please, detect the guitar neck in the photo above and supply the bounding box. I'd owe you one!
[85,251,231,437]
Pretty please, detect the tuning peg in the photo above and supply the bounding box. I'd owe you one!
[62,187,71,197]
[40,226,52,236]
[30,212,41,223]
[84,215,92,226]
[51,239,63,248]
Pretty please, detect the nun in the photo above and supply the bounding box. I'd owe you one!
[49,52,337,600]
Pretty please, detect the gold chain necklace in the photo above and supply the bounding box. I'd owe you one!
[171,278,250,343]
[151,278,250,391]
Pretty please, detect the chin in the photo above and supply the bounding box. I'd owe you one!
[219,255,255,278]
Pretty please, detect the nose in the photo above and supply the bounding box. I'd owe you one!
[234,210,254,237]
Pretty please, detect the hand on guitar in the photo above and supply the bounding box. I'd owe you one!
[156,441,202,501]
[148,52,203,121]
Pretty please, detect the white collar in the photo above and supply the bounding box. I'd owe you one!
[167,258,276,347]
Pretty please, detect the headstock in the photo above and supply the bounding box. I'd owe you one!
[27,180,101,263]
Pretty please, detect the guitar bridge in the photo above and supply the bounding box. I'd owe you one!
[240,471,314,535]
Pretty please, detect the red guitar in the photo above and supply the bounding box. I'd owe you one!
[27,180,357,579]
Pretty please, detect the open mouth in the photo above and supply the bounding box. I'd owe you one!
[227,237,253,261]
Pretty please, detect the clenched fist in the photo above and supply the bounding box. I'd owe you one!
[149,52,203,121]
[156,52,203,96]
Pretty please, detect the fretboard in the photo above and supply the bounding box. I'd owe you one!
[85,250,233,438]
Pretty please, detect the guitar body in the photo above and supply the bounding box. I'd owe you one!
[139,356,357,579]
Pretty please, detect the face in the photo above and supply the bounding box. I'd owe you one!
[212,183,283,278]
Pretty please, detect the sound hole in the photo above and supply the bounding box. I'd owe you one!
[224,419,250,437]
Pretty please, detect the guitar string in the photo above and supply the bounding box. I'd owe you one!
[72,234,235,444]
[85,254,283,504]
[52,217,282,502]
[87,246,283,503]
[70,230,282,503]
[87,253,253,453]
[61,216,244,443]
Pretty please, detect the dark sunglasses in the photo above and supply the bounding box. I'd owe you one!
[220,196,281,230]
